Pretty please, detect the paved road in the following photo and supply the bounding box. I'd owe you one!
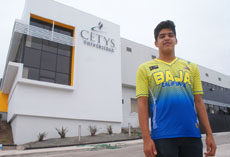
[38,143,230,157]
[1,132,230,157]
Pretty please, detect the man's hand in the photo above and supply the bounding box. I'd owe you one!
[194,95,216,156]
[143,138,157,157]
[138,97,157,156]
[204,135,216,157]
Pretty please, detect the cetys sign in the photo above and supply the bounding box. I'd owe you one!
[80,22,116,52]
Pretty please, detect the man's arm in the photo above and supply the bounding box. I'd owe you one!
[194,94,216,156]
[138,96,157,157]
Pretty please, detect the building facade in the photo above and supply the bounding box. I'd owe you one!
[0,0,230,144]
[0,0,122,144]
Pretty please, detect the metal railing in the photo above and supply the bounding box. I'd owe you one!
[14,21,75,46]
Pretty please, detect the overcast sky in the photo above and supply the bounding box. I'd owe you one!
[0,0,230,78]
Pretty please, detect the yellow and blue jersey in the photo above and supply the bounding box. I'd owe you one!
[136,57,203,139]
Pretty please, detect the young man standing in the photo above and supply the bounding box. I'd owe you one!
[136,20,216,157]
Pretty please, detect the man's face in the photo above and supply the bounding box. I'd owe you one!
[155,28,177,53]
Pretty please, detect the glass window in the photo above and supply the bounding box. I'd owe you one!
[214,105,220,114]
[42,40,58,53]
[30,20,44,29]
[25,36,32,47]
[24,47,41,68]
[227,108,230,114]
[40,77,55,83]
[131,98,138,113]
[54,25,73,36]
[43,24,52,31]
[41,52,57,71]
[202,82,205,86]
[24,17,74,86]
[57,55,71,74]
[58,44,71,56]
[25,36,43,50]
[30,18,52,31]
[56,73,69,85]
[31,37,42,50]
[15,36,26,63]
[126,47,132,52]
[26,67,39,80]
[204,104,208,110]
[40,70,55,79]
[152,55,156,59]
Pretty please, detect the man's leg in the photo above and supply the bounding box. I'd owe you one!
[179,138,203,157]
[154,138,179,157]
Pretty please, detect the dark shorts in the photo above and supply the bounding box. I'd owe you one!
[154,137,203,157]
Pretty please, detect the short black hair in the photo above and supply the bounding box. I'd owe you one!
[154,20,176,41]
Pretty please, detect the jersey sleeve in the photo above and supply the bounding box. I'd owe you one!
[136,64,149,98]
[192,64,203,95]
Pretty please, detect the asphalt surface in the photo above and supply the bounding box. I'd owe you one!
[37,143,230,157]
[1,142,230,157]
[0,132,230,157]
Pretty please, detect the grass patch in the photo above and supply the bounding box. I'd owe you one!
[91,144,121,151]
[0,138,8,143]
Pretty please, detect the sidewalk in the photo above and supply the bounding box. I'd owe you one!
[202,132,230,157]
[0,132,230,157]
[202,131,230,147]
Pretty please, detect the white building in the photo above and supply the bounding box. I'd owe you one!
[0,0,229,144]
[1,0,122,144]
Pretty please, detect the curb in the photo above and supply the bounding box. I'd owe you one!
[24,137,141,150]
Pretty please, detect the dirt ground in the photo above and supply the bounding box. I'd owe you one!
[0,121,14,144]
